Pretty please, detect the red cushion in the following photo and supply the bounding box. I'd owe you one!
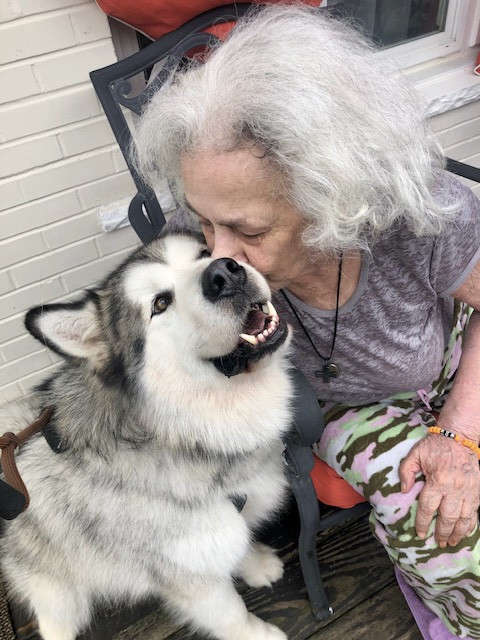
[96,0,322,40]
[310,456,367,509]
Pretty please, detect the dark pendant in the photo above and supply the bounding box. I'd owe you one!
[315,362,340,384]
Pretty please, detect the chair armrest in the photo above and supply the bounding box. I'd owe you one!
[128,190,167,244]
[286,367,324,447]
[446,157,480,183]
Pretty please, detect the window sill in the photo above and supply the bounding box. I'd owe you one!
[406,47,480,117]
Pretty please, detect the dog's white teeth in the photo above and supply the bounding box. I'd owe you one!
[240,333,258,346]
[266,301,278,318]
[261,303,269,314]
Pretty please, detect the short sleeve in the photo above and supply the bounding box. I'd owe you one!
[429,173,480,297]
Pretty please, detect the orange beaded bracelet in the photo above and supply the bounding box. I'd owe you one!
[427,426,480,459]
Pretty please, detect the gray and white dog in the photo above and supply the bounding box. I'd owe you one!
[1,231,293,640]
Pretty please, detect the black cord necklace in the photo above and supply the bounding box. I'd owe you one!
[280,253,343,383]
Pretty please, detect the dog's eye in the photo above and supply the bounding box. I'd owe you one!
[152,293,173,315]
[199,249,211,259]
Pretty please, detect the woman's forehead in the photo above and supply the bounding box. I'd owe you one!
[181,148,271,185]
[181,149,277,213]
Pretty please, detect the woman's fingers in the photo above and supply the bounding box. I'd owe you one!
[416,486,442,540]
[399,446,421,493]
[446,500,477,547]
[418,490,477,547]
[434,496,465,547]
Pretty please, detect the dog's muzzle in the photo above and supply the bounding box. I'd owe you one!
[203,259,289,377]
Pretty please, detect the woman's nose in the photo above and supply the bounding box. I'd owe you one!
[211,230,248,263]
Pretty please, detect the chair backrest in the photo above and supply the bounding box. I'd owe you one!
[90,3,253,243]
[90,5,480,245]
[445,157,480,183]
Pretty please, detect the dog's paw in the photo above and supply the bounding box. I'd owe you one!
[245,614,288,640]
[239,543,284,588]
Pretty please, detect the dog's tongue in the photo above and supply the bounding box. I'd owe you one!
[244,310,267,335]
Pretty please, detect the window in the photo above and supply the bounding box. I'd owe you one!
[326,0,449,47]
[324,0,478,69]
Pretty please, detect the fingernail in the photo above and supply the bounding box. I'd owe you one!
[401,482,406,492]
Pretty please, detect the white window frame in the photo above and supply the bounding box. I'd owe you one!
[385,0,479,70]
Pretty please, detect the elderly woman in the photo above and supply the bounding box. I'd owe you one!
[133,5,480,638]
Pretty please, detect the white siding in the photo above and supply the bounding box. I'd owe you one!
[431,101,480,198]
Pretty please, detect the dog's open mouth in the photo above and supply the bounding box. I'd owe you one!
[210,301,288,377]
[239,301,279,347]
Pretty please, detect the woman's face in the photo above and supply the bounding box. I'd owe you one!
[180,148,311,292]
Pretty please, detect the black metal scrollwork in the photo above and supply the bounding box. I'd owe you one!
[111,33,218,116]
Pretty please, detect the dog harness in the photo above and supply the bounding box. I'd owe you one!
[0,406,55,516]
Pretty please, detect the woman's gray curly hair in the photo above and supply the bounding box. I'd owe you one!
[133,3,453,254]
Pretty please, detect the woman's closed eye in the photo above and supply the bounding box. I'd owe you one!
[195,213,268,243]
[237,228,267,241]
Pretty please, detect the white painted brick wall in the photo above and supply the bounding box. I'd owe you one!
[0,85,102,142]
[0,1,479,406]
[0,62,40,104]
[0,191,84,239]
[0,135,64,177]
[0,14,78,63]
[0,0,141,404]
[432,100,480,198]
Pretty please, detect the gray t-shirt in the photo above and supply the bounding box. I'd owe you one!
[164,171,480,405]
[273,172,480,405]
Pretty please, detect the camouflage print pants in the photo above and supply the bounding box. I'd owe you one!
[313,302,480,639]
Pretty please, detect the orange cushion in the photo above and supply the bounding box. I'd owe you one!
[96,1,322,40]
[310,456,367,509]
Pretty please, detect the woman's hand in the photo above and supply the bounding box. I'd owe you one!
[399,434,480,547]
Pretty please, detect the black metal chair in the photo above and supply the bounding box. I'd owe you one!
[91,4,251,244]
[87,3,480,621]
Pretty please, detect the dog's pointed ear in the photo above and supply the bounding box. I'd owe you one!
[25,293,106,363]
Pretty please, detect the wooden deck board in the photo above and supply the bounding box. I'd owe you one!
[308,582,423,640]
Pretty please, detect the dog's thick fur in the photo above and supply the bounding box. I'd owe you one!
[0,232,293,640]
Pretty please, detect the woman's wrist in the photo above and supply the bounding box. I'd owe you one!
[437,400,480,443]
[437,421,480,444]
[427,426,480,459]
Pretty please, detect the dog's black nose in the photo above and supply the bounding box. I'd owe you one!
[202,258,247,300]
